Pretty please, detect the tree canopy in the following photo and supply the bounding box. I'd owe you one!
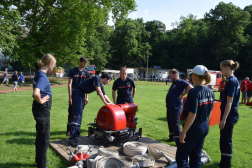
[1,0,136,67]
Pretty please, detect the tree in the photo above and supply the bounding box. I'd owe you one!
[1,0,136,67]
[144,20,166,68]
[109,18,151,68]
[85,25,114,71]
[0,5,21,55]
[204,2,250,70]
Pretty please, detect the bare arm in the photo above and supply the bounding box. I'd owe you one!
[132,88,136,99]
[33,88,50,104]
[180,112,196,143]
[178,84,193,99]
[68,78,73,105]
[112,90,116,104]
[96,86,114,105]
[219,96,233,130]
[104,95,113,104]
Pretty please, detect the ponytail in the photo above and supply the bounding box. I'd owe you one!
[204,71,211,85]
[221,60,239,71]
[196,71,211,85]
[36,53,56,68]
[37,60,44,67]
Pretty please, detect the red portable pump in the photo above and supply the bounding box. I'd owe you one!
[88,103,142,145]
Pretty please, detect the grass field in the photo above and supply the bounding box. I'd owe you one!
[0,81,251,168]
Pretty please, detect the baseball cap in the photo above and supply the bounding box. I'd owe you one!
[189,65,208,75]
[245,77,249,79]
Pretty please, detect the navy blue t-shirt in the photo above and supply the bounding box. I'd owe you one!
[12,74,18,81]
[112,77,136,98]
[78,76,105,95]
[33,71,52,98]
[183,86,215,123]
[221,76,240,107]
[221,76,240,123]
[68,67,90,89]
[166,79,190,109]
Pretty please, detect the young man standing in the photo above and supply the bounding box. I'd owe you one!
[112,67,136,104]
[11,71,19,92]
[66,57,90,136]
[1,68,9,86]
[166,69,193,146]
[241,77,249,104]
[19,72,24,87]
[69,73,114,146]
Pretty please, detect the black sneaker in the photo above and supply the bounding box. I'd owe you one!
[69,139,79,147]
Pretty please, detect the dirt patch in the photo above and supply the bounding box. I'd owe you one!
[0,83,68,94]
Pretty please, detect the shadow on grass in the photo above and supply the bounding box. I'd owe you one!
[0,163,35,168]
[157,117,185,125]
[2,130,89,145]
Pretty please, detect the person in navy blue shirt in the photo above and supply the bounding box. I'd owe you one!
[218,60,240,168]
[166,69,193,146]
[176,65,214,168]
[66,57,90,136]
[32,54,56,168]
[69,73,114,147]
[11,71,19,92]
[112,67,136,104]
[19,72,24,87]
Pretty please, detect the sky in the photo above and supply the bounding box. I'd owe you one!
[108,0,251,30]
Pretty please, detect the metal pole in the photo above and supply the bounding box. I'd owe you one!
[146,50,149,85]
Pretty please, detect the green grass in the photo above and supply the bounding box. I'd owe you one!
[0,82,251,168]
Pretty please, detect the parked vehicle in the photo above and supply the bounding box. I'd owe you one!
[87,65,96,76]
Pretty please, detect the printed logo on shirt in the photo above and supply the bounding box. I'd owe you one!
[33,81,36,85]
[198,97,214,106]
[127,82,130,86]
[172,85,176,89]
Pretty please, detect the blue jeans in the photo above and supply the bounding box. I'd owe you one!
[176,122,209,168]
[70,88,85,140]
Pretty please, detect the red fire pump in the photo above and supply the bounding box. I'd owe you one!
[88,103,142,144]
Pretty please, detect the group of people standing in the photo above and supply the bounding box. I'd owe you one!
[66,59,136,147]
[31,53,239,168]
[240,77,252,105]
[1,68,25,91]
[166,60,240,168]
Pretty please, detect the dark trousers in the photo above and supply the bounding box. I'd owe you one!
[166,108,182,146]
[220,123,234,168]
[176,122,209,168]
[116,96,134,104]
[70,88,85,140]
[220,106,238,168]
[32,99,52,168]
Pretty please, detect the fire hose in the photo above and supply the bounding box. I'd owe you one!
[123,141,148,156]
[97,148,119,158]
[91,157,126,168]
[131,155,155,167]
